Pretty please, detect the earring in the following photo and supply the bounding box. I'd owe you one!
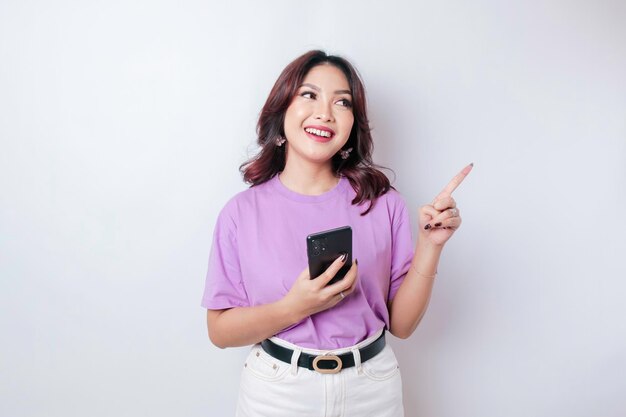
[340,147,353,160]
[275,137,286,147]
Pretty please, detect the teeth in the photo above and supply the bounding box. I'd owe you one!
[305,128,332,138]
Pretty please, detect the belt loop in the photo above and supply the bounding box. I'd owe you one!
[351,347,363,375]
[290,348,302,375]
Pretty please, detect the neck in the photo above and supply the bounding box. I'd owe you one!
[279,159,339,196]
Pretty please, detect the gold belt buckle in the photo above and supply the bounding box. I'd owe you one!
[312,355,343,374]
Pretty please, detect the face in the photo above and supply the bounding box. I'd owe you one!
[283,64,355,168]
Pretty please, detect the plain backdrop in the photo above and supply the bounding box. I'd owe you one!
[1,1,625,416]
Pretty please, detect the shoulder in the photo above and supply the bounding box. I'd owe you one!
[376,187,409,212]
[380,187,407,204]
[359,187,410,228]
[215,180,274,224]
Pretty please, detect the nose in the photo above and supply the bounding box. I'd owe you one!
[314,99,333,122]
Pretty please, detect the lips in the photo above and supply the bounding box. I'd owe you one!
[304,125,335,143]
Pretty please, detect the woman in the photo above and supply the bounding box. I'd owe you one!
[201,50,472,416]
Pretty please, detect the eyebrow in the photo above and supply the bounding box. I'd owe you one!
[300,83,352,95]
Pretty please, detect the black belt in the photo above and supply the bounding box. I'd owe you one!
[260,332,385,374]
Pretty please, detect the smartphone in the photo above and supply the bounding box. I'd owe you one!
[306,226,352,286]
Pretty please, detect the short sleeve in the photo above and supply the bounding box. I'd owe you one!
[200,207,249,310]
[388,195,414,302]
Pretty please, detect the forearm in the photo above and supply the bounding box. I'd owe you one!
[208,260,358,349]
[207,299,302,349]
[389,238,442,339]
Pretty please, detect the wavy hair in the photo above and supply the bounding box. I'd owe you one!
[240,50,391,215]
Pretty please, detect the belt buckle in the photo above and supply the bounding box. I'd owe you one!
[312,355,343,374]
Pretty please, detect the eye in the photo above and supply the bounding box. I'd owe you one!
[336,98,353,108]
[300,91,316,99]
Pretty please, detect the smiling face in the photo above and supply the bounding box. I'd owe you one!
[283,64,355,169]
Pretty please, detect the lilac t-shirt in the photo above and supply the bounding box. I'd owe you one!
[201,175,414,349]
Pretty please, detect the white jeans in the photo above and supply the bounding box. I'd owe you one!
[236,329,404,417]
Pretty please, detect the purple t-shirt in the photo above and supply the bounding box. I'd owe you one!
[201,175,414,349]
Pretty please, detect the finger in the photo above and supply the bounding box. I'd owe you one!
[433,196,456,211]
[433,216,462,230]
[315,252,349,286]
[336,282,355,302]
[419,205,440,219]
[334,258,359,296]
[343,267,360,295]
[429,208,461,227]
[433,163,473,202]
[420,205,442,230]
[324,259,358,296]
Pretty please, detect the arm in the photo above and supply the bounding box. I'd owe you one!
[207,258,359,348]
[207,300,301,349]
[389,163,473,339]
[388,239,441,339]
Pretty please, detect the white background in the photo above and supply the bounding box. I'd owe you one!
[1,1,625,416]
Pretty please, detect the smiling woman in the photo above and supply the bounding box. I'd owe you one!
[240,50,391,214]
[201,50,472,417]
[281,65,356,185]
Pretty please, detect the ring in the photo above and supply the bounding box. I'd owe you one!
[339,291,345,299]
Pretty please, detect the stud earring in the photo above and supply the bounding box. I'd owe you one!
[275,137,286,147]
[340,147,353,160]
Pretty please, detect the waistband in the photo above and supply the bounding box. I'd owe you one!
[260,329,386,374]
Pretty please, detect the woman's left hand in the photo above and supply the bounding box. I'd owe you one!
[418,163,473,247]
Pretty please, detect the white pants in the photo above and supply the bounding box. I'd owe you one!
[236,329,404,417]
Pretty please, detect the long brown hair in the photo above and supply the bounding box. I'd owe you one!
[240,50,391,215]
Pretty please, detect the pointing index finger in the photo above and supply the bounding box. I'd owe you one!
[434,163,473,202]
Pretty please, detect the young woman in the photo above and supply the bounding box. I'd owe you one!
[201,50,472,416]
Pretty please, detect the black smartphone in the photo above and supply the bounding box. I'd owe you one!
[306,226,352,286]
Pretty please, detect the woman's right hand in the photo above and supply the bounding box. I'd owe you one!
[282,255,359,321]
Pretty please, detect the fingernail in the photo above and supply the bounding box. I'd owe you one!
[355,259,358,265]
[434,222,442,227]
[470,162,474,167]
[340,252,347,262]
[424,224,432,230]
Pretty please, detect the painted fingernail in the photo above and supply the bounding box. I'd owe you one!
[434,222,442,227]
[424,224,432,230]
[355,259,358,265]
[340,252,347,262]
